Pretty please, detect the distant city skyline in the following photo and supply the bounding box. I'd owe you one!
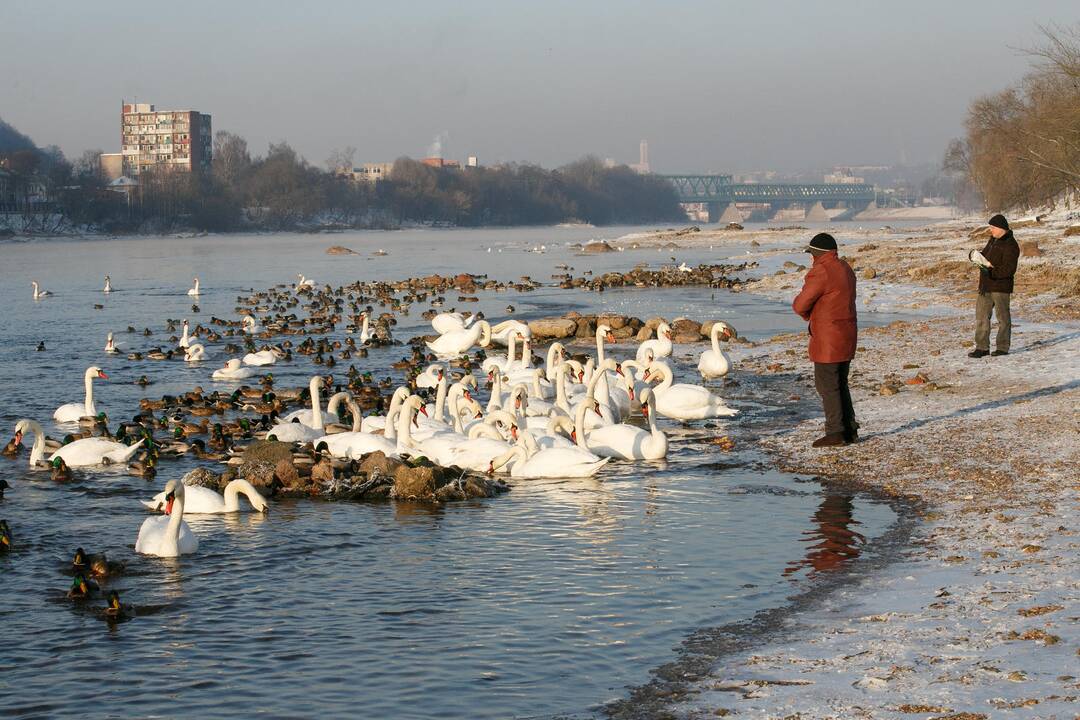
[1,1,1077,173]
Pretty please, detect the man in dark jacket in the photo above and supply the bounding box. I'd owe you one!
[969,214,1019,358]
[792,233,859,448]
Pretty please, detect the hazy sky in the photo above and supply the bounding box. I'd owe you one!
[2,1,1076,173]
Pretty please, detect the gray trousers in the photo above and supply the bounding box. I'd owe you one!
[814,361,856,436]
[975,291,1011,352]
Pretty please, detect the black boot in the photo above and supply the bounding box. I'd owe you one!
[812,433,846,448]
[968,349,989,358]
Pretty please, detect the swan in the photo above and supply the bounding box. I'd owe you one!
[414,365,444,390]
[585,388,667,460]
[698,321,737,380]
[31,281,51,299]
[267,418,324,443]
[243,349,277,366]
[426,320,491,357]
[431,311,478,335]
[297,273,315,289]
[104,332,118,354]
[678,262,692,273]
[443,422,514,473]
[184,343,210,362]
[179,320,191,349]
[212,358,256,380]
[142,478,268,514]
[481,330,521,374]
[488,415,608,478]
[636,322,673,363]
[103,275,112,293]
[644,361,737,420]
[135,480,198,557]
[280,379,344,427]
[316,402,399,460]
[489,319,528,347]
[360,387,410,433]
[14,419,144,468]
[54,366,108,423]
[242,315,260,334]
[187,277,200,296]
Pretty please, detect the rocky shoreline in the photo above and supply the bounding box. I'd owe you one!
[603,215,1079,719]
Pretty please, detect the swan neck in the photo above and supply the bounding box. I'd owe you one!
[309,377,323,430]
[84,369,96,415]
[29,421,45,466]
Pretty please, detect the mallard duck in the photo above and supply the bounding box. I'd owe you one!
[135,375,152,387]
[0,520,11,550]
[67,573,99,600]
[72,547,124,579]
[2,435,20,457]
[51,456,74,483]
[37,341,46,351]
[0,479,9,498]
[128,454,156,481]
[101,590,135,623]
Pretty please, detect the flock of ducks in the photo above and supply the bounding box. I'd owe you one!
[6,267,742,624]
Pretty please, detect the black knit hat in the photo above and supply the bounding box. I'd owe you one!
[988,214,1009,230]
[804,232,837,253]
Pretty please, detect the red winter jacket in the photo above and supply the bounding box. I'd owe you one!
[792,250,858,363]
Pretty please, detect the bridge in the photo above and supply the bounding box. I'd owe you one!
[661,174,877,223]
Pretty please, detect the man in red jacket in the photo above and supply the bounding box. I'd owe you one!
[792,233,859,448]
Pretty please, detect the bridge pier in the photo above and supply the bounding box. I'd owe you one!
[707,202,743,224]
[805,201,830,222]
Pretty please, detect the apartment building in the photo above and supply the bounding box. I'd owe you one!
[119,102,212,177]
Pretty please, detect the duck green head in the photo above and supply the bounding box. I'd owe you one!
[51,457,66,470]
[174,427,184,439]
[70,574,89,595]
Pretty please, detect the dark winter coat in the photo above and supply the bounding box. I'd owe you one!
[979,230,1020,294]
[792,250,858,363]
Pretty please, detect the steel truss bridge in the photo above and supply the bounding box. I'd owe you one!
[660,174,876,221]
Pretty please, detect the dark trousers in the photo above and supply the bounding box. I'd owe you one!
[814,361,856,436]
[974,291,1011,352]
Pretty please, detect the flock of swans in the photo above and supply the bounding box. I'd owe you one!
[11,270,741,561]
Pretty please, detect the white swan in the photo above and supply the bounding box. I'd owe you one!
[142,478,268,514]
[426,320,492,357]
[315,403,399,459]
[644,361,737,420]
[698,321,736,380]
[414,365,444,390]
[184,343,210,362]
[280,379,343,427]
[54,366,107,423]
[179,320,191,349]
[488,421,608,479]
[481,330,521,374]
[636,322,673,363]
[442,422,514,473]
[585,388,667,460]
[103,275,112,293]
[31,281,51,299]
[297,273,315,289]
[360,387,410,433]
[431,311,478,335]
[489,319,529,347]
[242,315,260,334]
[269,378,331,442]
[136,480,199,557]
[187,277,201,296]
[243,349,277,366]
[212,358,256,380]
[357,312,373,344]
[14,419,144,468]
[105,332,118,354]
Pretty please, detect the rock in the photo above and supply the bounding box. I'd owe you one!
[879,383,901,396]
[574,316,598,338]
[749,239,760,246]
[528,317,577,339]
[635,326,653,342]
[597,314,627,330]
[1020,240,1043,257]
[673,333,700,344]
[310,458,335,485]
[671,317,702,336]
[644,316,666,331]
[242,440,294,465]
[182,467,222,490]
[861,267,877,279]
[583,241,615,253]
[357,451,406,478]
[240,459,277,493]
[725,222,744,230]
[325,245,358,255]
[610,326,636,340]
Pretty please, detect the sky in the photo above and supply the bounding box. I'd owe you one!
[1,1,1077,174]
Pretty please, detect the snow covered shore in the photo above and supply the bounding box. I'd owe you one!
[609,216,1079,719]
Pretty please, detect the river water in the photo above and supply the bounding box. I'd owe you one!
[1,225,902,718]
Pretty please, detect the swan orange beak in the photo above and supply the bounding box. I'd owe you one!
[628,387,635,401]
[664,331,672,340]
[164,495,175,515]
[641,403,649,419]
[570,430,577,443]
[12,431,21,447]
[419,406,429,418]
[605,333,615,343]
[98,370,109,379]
[464,390,472,400]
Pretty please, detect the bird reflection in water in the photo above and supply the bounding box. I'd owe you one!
[783,494,865,579]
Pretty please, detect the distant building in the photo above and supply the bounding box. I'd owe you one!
[342,162,394,183]
[824,167,865,184]
[630,140,650,174]
[118,102,212,178]
[100,153,123,181]
[466,155,478,168]
[421,157,460,169]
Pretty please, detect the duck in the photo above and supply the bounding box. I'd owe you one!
[142,478,268,514]
[0,479,9,498]
[67,573,99,600]
[135,480,199,557]
[101,590,136,623]
[643,361,737,420]
[51,456,74,482]
[0,520,11,551]
[14,419,144,468]
[32,280,52,300]
[72,547,125,579]
[698,321,737,380]
[54,366,108,423]
[187,277,201,296]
